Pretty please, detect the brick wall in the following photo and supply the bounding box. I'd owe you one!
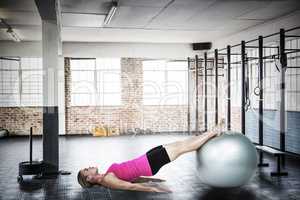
[120,58,144,132]
[65,57,189,135]
[66,106,121,134]
[0,57,200,135]
[231,106,241,132]
[143,105,188,132]
[65,58,72,134]
[0,107,42,135]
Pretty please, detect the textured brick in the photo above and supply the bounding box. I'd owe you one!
[65,58,189,135]
[0,107,43,135]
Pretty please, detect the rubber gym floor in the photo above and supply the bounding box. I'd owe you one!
[0,134,299,200]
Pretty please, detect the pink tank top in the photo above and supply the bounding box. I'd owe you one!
[106,154,153,182]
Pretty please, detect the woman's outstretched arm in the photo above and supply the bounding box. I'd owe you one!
[133,177,166,183]
[100,173,171,193]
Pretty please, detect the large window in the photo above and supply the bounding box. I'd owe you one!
[20,58,43,106]
[143,60,188,105]
[0,57,43,107]
[70,58,121,106]
[0,58,19,106]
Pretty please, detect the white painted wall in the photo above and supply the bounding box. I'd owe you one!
[0,41,199,59]
[0,41,42,57]
[62,42,198,59]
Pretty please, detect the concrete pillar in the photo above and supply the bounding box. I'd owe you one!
[42,19,63,173]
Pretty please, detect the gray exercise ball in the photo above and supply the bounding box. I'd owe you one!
[196,131,257,188]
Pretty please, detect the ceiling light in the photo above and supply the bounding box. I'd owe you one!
[103,1,118,26]
[0,18,21,42]
[7,28,21,42]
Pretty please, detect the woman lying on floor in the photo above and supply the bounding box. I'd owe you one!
[77,122,224,192]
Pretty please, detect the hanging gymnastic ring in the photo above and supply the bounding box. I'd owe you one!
[254,87,260,96]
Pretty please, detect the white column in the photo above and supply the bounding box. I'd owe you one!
[42,19,63,172]
[42,20,59,107]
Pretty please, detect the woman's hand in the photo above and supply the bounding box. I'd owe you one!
[131,183,172,193]
[100,173,172,193]
[149,186,172,193]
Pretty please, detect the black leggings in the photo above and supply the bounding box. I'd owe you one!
[146,145,171,175]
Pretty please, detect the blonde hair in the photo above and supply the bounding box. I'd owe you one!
[77,170,93,188]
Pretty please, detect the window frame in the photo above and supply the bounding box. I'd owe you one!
[0,57,44,107]
[143,59,188,106]
[70,58,121,106]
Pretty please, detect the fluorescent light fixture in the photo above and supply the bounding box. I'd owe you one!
[0,18,21,42]
[7,28,21,42]
[103,1,118,26]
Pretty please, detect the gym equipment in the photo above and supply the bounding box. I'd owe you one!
[256,145,288,176]
[18,127,71,182]
[196,131,257,188]
[18,127,44,182]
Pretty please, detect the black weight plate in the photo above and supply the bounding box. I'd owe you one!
[19,161,44,175]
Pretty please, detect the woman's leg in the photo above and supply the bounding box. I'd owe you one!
[163,132,217,161]
[145,133,217,175]
[146,120,225,175]
[163,119,225,161]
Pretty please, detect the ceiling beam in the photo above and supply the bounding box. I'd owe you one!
[35,0,60,21]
